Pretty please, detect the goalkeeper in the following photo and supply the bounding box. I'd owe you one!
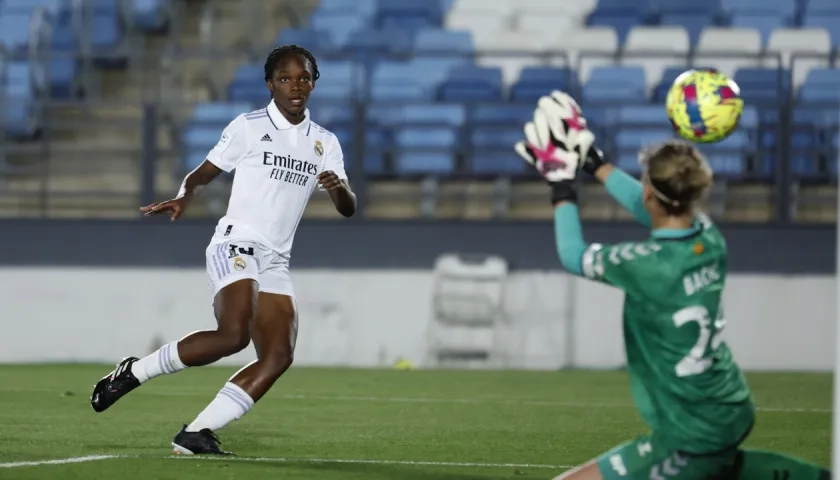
[514,91,831,480]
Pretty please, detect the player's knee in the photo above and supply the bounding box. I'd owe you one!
[228,329,252,355]
[216,320,252,356]
[262,348,293,379]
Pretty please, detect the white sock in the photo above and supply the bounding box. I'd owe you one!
[130,341,187,384]
[186,382,254,432]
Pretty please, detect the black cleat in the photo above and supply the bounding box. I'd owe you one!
[90,357,141,413]
[172,425,232,455]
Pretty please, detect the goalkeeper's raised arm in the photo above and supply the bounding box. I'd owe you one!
[513,91,596,278]
[538,91,652,228]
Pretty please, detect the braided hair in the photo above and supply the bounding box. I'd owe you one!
[264,44,320,82]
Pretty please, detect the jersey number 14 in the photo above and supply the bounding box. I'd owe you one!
[672,304,726,377]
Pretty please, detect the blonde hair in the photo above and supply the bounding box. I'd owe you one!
[639,140,713,215]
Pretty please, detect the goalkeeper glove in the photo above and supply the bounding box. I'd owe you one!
[514,91,586,204]
[539,91,611,176]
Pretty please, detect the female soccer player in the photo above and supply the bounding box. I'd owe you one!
[515,92,830,480]
[89,45,356,455]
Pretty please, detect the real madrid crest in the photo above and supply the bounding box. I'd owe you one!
[233,257,246,271]
[314,140,324,157]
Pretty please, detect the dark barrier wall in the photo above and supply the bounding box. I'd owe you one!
[0,219,834,274]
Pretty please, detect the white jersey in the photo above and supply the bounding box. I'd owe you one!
[205,101,347,261]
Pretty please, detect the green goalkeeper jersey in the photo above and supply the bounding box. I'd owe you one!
[579,213,754,454]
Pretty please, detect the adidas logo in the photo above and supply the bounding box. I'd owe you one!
[261,134,272,142]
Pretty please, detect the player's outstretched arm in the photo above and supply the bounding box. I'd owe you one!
[514,92,590,277]
[553,201,588,276]
[590,161,651,228]
[318,171,356,217]
[140,160,222,221]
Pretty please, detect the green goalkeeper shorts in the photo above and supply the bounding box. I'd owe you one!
[596,434,738,480]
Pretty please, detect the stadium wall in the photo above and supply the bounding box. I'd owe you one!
[1,268,834,371]
[0,219,834,273]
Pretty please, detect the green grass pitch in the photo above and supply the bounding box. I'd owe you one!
[0,365,831,479]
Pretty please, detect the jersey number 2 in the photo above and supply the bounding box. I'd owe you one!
[672,305,726,377]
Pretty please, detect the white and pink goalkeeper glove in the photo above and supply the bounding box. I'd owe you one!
[514,91,594,204]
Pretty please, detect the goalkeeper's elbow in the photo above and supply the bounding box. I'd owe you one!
[557,249,584,276]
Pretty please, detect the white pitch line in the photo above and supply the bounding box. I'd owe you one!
[172,455,574,470]
[0,455,121,468]
[0,454,571,471]
[1,388,832,413]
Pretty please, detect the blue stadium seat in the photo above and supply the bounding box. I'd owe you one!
[614,128,676,151]
[790,130,817,150]
[729,14,787,43]
[310,12,370,46]
[317,0,376,16]
[413,29,473,55]
[275,28,337,56]
[733,68,790,104]
[721,0,796,19]
[410,57,469,87]
[510,67,579,103]
[612,127,674,174]
[659,14,714,45]
[739,105,759,131]
[470,126,522,150]
[308,100,355,127]
[587,14,644,43]
[701,153,746,177]
[130,0,168,32]
[394,126,457,174]
[1,0,62,13]
[376,0,444,31]
[327,127,355,172]
[370,61,431,101]
[616,105,669,128]
[3,63,37,138]
[704,130,755,179]
[342,28,413,60]
[583,66,647,103]
[0,13,33,52]
[798,68,840,104]
[793,107,839,129]
[363,126,391,174]
[470,104,533,126]
[182,126,220,153]
[469,125,525,175]
[190,102,251,125]
[48,17,77,98]
[803,0,840,14]
[397,104,466,127]
[317,60,366,101]
[789,155,820,178]
[588,0,651,39]
[90,0,125,64]
[227,64,265,102]
[470,151,528,176]
[801,15,840,47]
[438,65,503,102]
[591,0,651,16]
[654,0,721,15]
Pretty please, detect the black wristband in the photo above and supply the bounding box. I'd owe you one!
[550,180,577,204]
[581,146,610,176]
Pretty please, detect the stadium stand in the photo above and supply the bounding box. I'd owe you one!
[213,0,835,185]
[0,0,836,221]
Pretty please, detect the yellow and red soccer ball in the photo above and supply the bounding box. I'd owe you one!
[665,69,744,144]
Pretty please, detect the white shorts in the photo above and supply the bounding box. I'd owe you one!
[205,238,294,298]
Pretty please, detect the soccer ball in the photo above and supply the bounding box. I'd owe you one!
[665,69,744,144]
